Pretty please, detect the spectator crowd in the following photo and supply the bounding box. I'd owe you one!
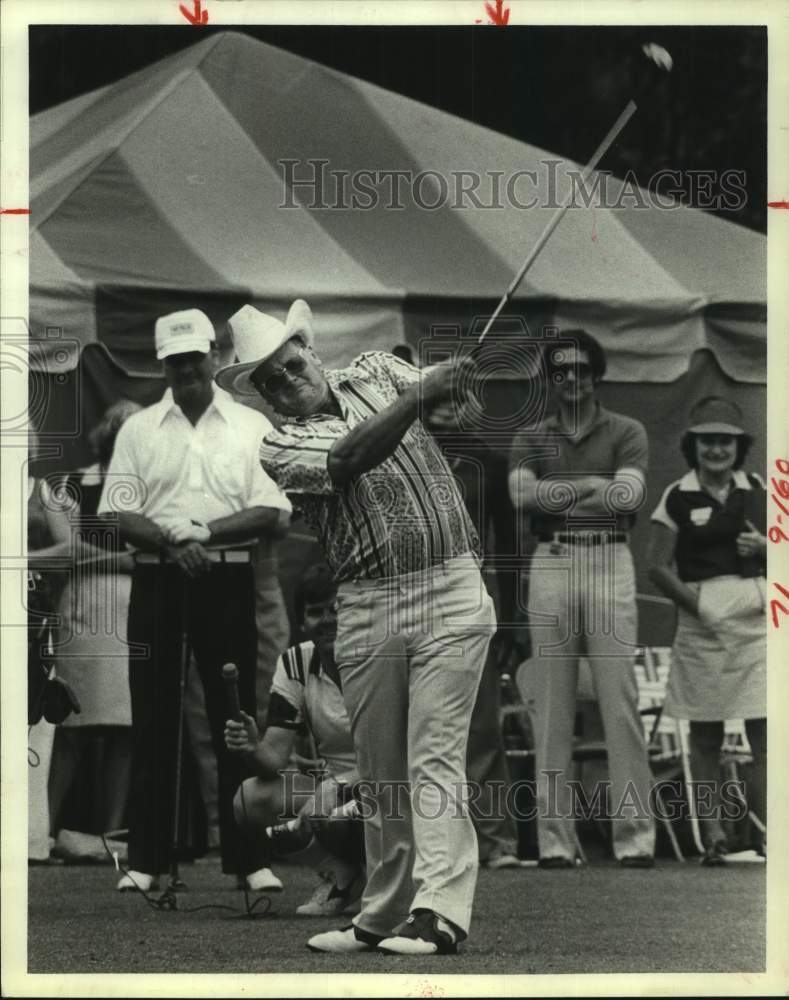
[27,304,768,955]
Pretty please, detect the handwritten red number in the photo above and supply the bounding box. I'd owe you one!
[770,583,789,629]
[768,525,789,544]
[770,492,789,517]
[771,476,789,500]
[776,459,789,475]
[771,599,788,628]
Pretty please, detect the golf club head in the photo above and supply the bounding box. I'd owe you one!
[632,40,673,114]
[641,42,673,73]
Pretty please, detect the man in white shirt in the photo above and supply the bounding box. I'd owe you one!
[98,309,292,892]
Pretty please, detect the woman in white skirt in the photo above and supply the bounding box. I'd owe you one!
[647,397,766,865]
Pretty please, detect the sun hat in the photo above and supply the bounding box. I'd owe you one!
[215,300,314,395]
[687,397,745,435]
[155,309,215,360]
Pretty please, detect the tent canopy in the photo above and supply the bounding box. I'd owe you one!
[31,31,765,383]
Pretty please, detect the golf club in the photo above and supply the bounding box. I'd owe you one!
[477,42,673,346]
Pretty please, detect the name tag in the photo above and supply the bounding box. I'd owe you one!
[690,506,713,526]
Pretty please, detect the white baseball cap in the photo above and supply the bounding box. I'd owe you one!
[155,309,215,361]
[215,300,314,395]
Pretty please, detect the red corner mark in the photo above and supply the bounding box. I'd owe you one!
[767,201,789,209]
[179,0,208,25]
[1,208,30,214]
[475,0,511,24]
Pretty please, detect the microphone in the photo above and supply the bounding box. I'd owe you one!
[222,662,242,721]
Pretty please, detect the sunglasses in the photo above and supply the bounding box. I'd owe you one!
[251,347,309,394]
[553,362,593,379]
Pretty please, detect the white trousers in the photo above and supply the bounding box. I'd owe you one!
[335,556,495,937]
[528,542,655,861]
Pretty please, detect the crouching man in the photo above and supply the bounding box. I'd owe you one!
[225,563,365,914]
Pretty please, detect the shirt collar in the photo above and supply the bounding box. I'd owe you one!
[309,645,343,688]
[210,387,235,421]
[678,469,751,492]
[154,386,232,426]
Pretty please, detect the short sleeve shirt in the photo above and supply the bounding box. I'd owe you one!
[651,468,767,581]
[267,641,358,785]
[97,387,291,534]
[258,351,479,581]
[508,403,648,536]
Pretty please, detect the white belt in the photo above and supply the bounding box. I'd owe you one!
[134,550,252,565]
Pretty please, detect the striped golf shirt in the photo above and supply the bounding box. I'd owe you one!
[259,351,479,581]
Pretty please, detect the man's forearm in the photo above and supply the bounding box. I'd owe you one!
[328,384,421,486]
[207,506,290,545]
[549,475,645,518]
[566,476,616,516]
[109,512,167,552]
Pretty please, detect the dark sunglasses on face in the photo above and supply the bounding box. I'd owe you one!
[554,362,593,379]
[251,347,309,394]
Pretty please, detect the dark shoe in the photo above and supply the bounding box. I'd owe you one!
[701,840,728,867]
[296,866,364,916]
[538,856,575,869]
[378,909,459,955]
[307,924,383,953]
[619,854,655,869]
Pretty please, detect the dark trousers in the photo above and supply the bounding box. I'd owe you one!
[127,563,260,876]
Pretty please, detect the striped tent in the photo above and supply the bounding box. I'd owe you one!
[31,30,765,383]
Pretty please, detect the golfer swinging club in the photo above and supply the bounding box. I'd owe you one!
[216,301,496,956]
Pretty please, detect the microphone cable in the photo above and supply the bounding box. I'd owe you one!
[98,660,277,918]
[100,829,273,918]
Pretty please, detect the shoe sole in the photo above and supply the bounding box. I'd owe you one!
[378,943,458,956]
[306,943,377,953]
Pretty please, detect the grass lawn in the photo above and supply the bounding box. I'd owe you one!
[25,857,765,977]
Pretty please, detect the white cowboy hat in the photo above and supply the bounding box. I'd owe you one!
[215,300,314,395]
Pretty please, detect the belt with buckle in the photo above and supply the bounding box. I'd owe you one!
[538,532,629,546]
[134,549,252,565]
